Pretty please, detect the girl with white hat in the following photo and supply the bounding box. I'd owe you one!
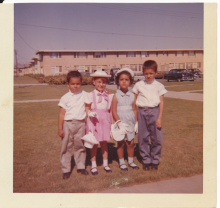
[84,71,113,175]
[111,68,139,171]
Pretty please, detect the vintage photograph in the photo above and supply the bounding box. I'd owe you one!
[13,3,204,194]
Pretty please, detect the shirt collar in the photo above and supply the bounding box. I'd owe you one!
[144,79,155,85]
[117,89,131,97]
[95,89,105,94]
[69,90,81,96]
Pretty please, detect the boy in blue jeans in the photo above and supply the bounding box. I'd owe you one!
[132,60,167,170]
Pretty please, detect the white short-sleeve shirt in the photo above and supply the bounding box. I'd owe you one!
[85,89,114,110]
[132,79,167,107]
[58,90,86,120]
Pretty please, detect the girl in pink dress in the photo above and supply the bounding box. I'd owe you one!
[85,71,114,175]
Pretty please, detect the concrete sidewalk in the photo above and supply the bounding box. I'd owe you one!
[100,174,203,193]
[106,85,203,102]
[14,83,48,86]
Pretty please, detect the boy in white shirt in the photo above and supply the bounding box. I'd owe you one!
[58,71,88,179]
[132,60,167,171]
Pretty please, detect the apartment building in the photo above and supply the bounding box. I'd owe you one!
[27,49,203,76]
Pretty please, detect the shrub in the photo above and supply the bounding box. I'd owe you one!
[26,73,93,85]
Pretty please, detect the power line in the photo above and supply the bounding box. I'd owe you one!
[87,4,203,19]
[14,28,37,51]
[15,23,203,40]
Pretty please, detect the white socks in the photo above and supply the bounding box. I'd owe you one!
[119,158,127,169]
[128,157,137,167]
[91,161,97,173]
[103,159,111,170]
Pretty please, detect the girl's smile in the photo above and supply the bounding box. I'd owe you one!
[93,77,107,92]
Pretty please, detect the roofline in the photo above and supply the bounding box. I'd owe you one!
[36,49,203,54]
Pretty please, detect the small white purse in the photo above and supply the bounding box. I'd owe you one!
[110,120,125,142]
[81,118,99,149]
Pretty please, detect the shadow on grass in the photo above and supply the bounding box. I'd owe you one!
[70,142,142,172]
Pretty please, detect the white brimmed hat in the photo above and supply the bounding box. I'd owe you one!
[110,123,125,142]
[81,132,99,149]
[115,68,134,78]
[90,71,111,78]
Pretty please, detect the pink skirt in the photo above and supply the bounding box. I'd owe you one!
[86,109,111,142]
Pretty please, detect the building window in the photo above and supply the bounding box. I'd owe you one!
[174,63,179,68]
[116,52,119,58]
[175,51,183,57]
[93,52,107,58]
[166,51,169,56]
[197,62,201,68]
[126,52,136,57]
[74,52,87,58]
[182,51,184,56]
[50,52,62,59]
[188,51,195,56]
[142,52,149,57]
[156,52,158,57]
[179,63,185,69]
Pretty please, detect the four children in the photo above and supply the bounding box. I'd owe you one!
[58,60,167,178]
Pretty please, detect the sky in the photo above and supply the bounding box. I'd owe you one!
[14,3,203,66]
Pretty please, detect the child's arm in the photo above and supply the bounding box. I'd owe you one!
[85,103,91,115]
[58,107,65,138]
[111,95,120,122]
[133,93,138,122]
[156,94,164,129]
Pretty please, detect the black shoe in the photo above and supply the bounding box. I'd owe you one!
[129,162,139,170]
[104,166,112,173]
[151,164,158,170]
[77,169,89,175]
[91,167,98,175]
[143,163,151,171]
[63,172,71,179]
[119,164,128,171]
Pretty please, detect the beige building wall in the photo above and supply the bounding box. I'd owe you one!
[36,49,203,76]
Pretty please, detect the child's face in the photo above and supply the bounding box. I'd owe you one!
[67,77,82,93]
[143,68,157,82]
[118,73,130,91]
[93,78,107,92]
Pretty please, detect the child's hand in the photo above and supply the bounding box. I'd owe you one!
[134,122,138,133]
[58,129,64,138]
[105,90,110,94]
[156,118,162,129]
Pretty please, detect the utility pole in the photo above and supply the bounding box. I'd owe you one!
[14,49,18,77]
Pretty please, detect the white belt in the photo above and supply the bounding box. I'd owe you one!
[117,106,132,111]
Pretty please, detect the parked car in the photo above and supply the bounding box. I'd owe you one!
[108,68,120,84]
[164,69,195,82]
[80,72,90,76]
[134,72,145,82]
[187,68,203,78]
[155,71,169,79]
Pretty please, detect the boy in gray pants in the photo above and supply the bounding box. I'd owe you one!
[58,71,88,179]
[132,60,167,170]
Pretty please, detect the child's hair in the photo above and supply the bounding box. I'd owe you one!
[92,77,109,85]
[67,70,82,83]
[115,71,134,86]
[143,60,158,73]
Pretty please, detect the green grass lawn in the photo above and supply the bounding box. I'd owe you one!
[13,97,203,193]
[14,85,115,101]
[14,76,39,84]
[163,81,203,91]
[13,76,203,193]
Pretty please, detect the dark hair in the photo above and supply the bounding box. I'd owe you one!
[143,60,158,73]
[67,70,82,83]
[115,71,134,86]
